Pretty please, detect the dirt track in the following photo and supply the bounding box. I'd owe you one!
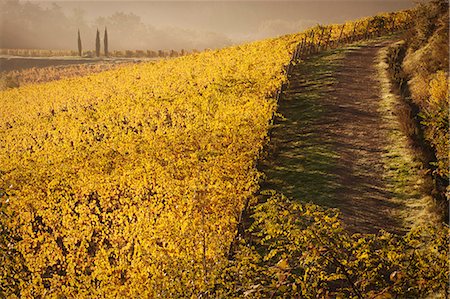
[262,39,407,234]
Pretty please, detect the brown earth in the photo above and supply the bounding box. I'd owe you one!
[324,40,402,233]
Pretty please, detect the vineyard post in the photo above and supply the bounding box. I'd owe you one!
[287,56,291,74]
[299,36,306,58]
[325,27,332,50]
[377,20,382,37]
[309,30,315,55]
[317,27,325,52]
[293,45,299,61]
[305,32,311,55]
[305,31,311,55]
[289,49,295,72]
[301,36,307,57]
[350,22,357,42]
[364,20,371,40]
[296,41,302,59]
[337,24,345,46]
[381,17,387,36]
[287,58,292,76]
[356,22,361,41]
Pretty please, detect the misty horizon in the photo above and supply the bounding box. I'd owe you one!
[1,0,418,51]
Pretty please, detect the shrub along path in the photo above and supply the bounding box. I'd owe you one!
[260,38,432,234]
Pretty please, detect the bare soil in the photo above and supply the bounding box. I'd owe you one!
[325,40,402,233]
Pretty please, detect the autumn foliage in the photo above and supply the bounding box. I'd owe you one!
[402,0,449,180]
[1,9,445,298]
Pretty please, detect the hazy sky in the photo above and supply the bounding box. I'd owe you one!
[2,1,418,50]
[53,1,417,40]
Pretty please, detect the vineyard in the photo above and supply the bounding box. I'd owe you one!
[1,22,295,297]
[0,62,135,91]
[1,5,448,298]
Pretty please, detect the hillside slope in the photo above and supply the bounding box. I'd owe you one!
[1,9,443,298]
[219,38,447,298]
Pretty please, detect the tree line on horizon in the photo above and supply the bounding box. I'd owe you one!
[74,27,191,59]
[77,28,109,58]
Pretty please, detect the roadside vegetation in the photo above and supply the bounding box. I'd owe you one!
[403,0,448,190]
[387,0,448,216]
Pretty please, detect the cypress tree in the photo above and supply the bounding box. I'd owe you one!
[104,27,109,57]
[95,29,101,57]
[77,29,82,57]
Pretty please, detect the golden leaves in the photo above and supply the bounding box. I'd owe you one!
[0,9,415,297]
[0,25,292,297]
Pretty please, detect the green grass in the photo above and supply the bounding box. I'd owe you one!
[260,48,347,206]
[375,45,440,228]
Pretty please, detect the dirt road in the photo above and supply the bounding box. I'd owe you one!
[261,39,420,234]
